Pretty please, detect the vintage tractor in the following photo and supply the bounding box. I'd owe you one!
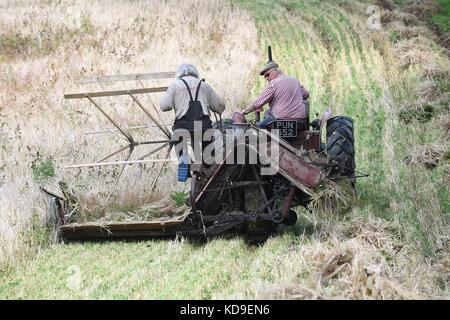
[45,48,357,241]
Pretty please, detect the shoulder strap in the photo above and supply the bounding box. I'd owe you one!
[194,79,205,101]
[179,78,194,101]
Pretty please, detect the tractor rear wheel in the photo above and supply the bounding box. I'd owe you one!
[325,116,356,182]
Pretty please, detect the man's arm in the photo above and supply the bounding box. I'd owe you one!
[206,83,226,114]
[159,82,175,112]
[244,85,275,114]
[300,82,309,100]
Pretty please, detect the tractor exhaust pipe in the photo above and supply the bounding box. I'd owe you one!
[268,46,273,62]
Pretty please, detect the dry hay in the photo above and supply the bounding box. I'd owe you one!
[374,0,395,11]
[97,196,188,223]
[381,9,418,26]
[381,2,450,77]
[402,0,442,19]
[392,37,450,78]
[439,113,450,136]
[307,179,355,218]
[439,32,450,52]
[344,217,402,253]
[393,39,428,67]
[397,77,448,123]
[261,282,322,300]
[408,144,445,168]
[259,218,427,299]
[315,245,419,299]
[415,79,441,100]
[398,103,436,123]
[386,20,436,42]
[66,193,188,224]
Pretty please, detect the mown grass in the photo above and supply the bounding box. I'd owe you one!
[1,213,444,299]
[1,0,449,299]
[0,236,299,299]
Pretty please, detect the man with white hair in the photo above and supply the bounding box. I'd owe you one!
[160,63,225,131]
[160,63,225,162]
[243,61,309,129]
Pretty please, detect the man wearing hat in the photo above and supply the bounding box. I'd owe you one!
[243,60,309,129]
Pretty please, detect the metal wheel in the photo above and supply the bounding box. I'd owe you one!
[282,210,298,226]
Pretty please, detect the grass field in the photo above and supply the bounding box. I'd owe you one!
[0,0,449,299]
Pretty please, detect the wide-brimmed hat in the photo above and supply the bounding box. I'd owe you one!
[259,60,279,75]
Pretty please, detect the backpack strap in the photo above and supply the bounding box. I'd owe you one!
[194,79,205,101]
[179,78,194,101]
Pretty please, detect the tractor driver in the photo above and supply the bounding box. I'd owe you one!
[243,61,310,129]
[159,63,225,159]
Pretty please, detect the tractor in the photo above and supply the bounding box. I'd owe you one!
[44,48,357,241]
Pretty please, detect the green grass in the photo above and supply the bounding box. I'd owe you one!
[2,0,449,299]
[31,154,55,183]
[432,0,450,33]
[170,191,189,208]
[0,236,307,299]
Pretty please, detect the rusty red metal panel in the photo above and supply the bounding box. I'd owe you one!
[278,147,321,188]
[294,130,321,152]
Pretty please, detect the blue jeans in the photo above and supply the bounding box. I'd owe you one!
[258,111,276,128]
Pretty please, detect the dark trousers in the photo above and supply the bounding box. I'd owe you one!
[171,117,213,162]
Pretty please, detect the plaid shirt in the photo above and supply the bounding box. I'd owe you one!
[249,72,309,119]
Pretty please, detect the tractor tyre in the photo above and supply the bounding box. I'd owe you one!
[325,116,355,180]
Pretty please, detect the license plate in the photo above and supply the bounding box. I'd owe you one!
[274,120,297,137]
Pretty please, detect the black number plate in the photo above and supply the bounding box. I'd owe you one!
[274,120,297,137]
